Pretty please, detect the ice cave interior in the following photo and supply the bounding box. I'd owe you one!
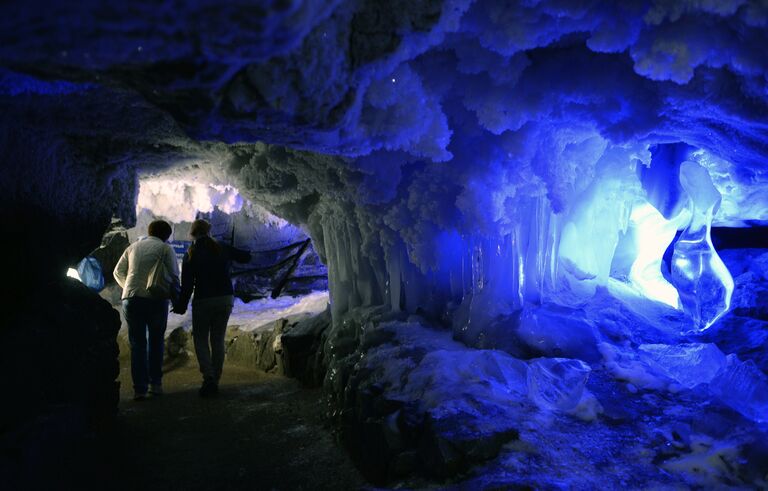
[1,1,768,489]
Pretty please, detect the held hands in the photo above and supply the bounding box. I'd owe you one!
[171,303,187,315]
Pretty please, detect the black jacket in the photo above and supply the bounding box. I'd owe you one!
[178,236,251,306]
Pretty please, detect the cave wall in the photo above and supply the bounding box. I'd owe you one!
[2,1,767,327]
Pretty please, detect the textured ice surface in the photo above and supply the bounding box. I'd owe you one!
[626,202,684,308]
[671,161,734,332]
[557,154,640,298]
[710,355,768,423]
[638,343,726,389]
[527,357,591,411]
[341,314,768,488]
[137,176,243,223]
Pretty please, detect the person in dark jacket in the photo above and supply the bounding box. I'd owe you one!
[172,219,251,397]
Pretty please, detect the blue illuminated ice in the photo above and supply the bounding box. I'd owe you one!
[627,202,685,308]
[638,343,726,389]
[527,357,591,411]
[710,355,768,423]
[670,161,734,332]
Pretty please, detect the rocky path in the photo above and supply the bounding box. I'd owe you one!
[107,359,367,491]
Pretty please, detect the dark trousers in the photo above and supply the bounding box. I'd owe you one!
[192,295,234,384]
[123,297,168,393]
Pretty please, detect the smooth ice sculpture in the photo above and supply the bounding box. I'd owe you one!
[527,358,591,411]
[670,161,734,332]
[638,343,726,388]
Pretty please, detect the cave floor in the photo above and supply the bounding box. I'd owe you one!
[106,357,366,491]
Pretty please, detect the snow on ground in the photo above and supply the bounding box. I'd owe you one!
[165,290,329,334]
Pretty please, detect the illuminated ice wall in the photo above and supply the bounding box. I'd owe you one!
[3,1,768,488]
[1,1,767,334]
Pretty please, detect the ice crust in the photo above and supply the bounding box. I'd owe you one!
[163,291,330,334]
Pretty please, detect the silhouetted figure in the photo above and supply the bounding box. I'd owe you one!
[114,220,180,400]
[173,219,251,397]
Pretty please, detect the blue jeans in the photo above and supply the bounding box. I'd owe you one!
[123,297,169,393]
[192,295,234,384]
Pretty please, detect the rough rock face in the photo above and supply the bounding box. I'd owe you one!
[0,279,120,488]
[225,309,332,382]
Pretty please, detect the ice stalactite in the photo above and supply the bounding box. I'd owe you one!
[671,161,734,332]
[453,196,564,347]
[317,204,387,322]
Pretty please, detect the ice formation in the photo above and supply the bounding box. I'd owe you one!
[626,202,684,308]
[638,343,727,389]
[137,177,243,223]
[671,161,734,332]
[3,1,765,333]
[3,1,768,486]
[526,357,591,412]
[710,355,768,423]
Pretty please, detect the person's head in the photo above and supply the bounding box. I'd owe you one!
[148,220,173,242]
[190,219,212,240]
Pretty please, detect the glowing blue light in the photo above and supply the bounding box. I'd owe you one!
[627,202,683,308]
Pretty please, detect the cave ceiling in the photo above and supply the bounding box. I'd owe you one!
[1,0,767,241]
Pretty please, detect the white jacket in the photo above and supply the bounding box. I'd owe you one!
[113,236,180,300]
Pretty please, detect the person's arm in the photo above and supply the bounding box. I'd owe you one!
[113,248,129,289]
[174,251,194,313]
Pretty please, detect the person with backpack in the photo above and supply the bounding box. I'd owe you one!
[114,220,180,400]
[172,219,251,398]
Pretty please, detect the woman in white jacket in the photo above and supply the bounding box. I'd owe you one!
[114,220,180,400]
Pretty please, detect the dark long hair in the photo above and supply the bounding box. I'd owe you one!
[188,235,222,260]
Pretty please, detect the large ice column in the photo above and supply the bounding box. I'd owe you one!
[670,161,734,332]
